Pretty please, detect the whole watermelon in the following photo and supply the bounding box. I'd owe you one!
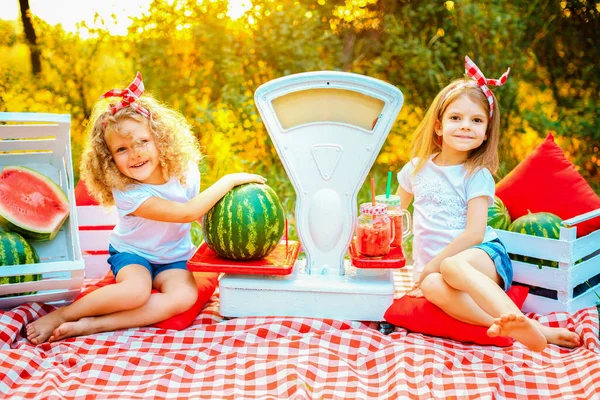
[202,183,285,260]
[508,212,562,268]
[487,196,511,230]
[0,231,42,298]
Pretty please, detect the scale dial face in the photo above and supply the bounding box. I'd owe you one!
[271,88,385,131]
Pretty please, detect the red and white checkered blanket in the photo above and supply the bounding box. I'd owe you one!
[1,267,599,399]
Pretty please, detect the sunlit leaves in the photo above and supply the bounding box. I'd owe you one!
[0,0,597,194]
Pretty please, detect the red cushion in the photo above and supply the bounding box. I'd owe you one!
[495,133,600,237]
[75,271,218,330]
[383,285,529,346]
[75,179,99,206]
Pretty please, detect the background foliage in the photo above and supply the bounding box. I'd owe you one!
[1,0,599,237]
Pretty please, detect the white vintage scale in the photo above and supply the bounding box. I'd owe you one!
[193,71,405,322]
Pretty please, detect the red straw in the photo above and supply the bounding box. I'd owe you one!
[370,177,376,206]
[285,218,288,250]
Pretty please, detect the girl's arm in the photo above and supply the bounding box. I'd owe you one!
[132,173,266,223]
[417,195,489,285]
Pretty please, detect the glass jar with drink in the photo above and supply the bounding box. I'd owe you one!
[375,194,411,249]
[355,202,395,257]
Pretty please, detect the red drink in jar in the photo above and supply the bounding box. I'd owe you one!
[355,203,394,257]
[389,213,403,248]
[356,219,392,256]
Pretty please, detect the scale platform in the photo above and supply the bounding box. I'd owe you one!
[199,71,404,321]
[188,240,300,276]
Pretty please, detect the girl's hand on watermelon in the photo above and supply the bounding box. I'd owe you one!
[224,173,267,188]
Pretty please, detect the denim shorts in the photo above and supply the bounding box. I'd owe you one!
[107,245,189,280]
[472,238,513,291]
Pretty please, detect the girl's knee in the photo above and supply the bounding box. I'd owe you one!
[440,256,467,284]
[166,284,198,315]
[116,281,152,309]
[421,273,448,303]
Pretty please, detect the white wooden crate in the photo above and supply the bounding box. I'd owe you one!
[495,208,600,315]
[77,205,117,279]
[0,112,85,309]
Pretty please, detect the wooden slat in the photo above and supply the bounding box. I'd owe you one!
[77,206,119,226]
[79,230,113,252]
[495,229,572,263]
[0,124,58,140]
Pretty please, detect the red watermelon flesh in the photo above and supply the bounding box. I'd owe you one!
[0,166,70,241]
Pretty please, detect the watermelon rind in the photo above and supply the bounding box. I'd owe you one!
[487,196,511,230]
[508,212,562,268]
[0,166,70,241]
[0,231,42,298]
[202,183,285,261]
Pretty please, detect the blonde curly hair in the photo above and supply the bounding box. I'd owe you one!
[80,95,202,206]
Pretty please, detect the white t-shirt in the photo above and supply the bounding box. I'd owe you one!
[398,155,497,272]
[109,162,201,264]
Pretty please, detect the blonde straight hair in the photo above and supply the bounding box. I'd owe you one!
[410,78,501,176]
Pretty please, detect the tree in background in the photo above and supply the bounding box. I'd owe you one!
[18,0,41,75]
[0,0,598,195]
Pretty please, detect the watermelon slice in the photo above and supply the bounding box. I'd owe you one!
[0,166,70,241]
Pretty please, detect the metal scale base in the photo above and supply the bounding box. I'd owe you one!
[220,260,395,320]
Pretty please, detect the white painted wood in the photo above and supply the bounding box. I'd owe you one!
[83,255,110,278]
[0,123,59,137]
[496,230,572,263]
[79,230,113,250]
[220,260,395,320]
[0,153,54,165]
[77,206,118,226]
[76,207,115,278]
[511,260,567,290]
[0,112,85,309]
[0,139,58,152]
[0,290,81,309]
[573,228,600,261]
[494,217,600,315]
[562,207,600,226]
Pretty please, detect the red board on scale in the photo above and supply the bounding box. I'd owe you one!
[187,240,300,275]
[349,239,406,269]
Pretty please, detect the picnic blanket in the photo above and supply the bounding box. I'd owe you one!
[1,266,599,399]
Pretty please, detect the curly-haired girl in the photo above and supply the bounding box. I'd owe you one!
[27,72,265,343]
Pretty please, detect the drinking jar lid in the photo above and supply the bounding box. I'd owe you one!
[375,194,400,207]
[359,202,388,215]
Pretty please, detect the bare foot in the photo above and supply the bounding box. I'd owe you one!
[49,317,97,342]
[26,309,66,344]
[535,322,580,348]
[487,313,547,352]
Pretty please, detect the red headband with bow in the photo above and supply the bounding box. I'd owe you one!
[100,71,150,119]
[464,56,510,118]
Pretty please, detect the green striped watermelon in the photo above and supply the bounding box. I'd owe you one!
[202,183,285,260]
[487,196,511,230]
[508,212,562,268]
[0,231,41,298]
[0,166,70,241]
